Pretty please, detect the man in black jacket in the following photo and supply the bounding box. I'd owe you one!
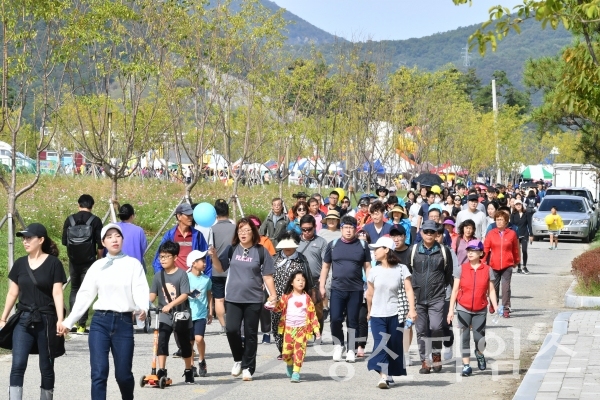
[61,194,104,333]
[408,220,453,374]
[259,197,289,246]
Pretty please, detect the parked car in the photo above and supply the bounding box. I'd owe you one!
[545,187,599,226]
[532,195,596,243]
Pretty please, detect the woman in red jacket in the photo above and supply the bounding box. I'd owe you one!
[483,210,519,318]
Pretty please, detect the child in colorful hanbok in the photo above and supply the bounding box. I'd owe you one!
[274,271,321,382]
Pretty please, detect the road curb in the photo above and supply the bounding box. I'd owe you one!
[564,279,600,308]
[512,311,572,400]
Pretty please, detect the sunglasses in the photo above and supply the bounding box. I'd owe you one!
[342,200,350,204]
[422,230,437,235]
[296,208,306,212]
[301,227,313,232]
[243,248,250,258]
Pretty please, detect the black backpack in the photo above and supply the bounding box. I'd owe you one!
[66,215,97,264]
[525,197,537,211]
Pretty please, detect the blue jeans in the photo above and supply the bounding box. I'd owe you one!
[88,311,135,400]
[329,290,363,348]
[10,312,55,389]
[367,316,406,376]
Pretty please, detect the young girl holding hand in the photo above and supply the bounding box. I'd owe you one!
[274,271,320,383]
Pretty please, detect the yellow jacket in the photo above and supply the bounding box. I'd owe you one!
[544,214,564,231]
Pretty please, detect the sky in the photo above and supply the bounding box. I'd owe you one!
[273,0,525,41]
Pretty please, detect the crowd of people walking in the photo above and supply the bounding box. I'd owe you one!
[0,180,551,397]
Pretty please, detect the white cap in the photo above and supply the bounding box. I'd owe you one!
[186,250,207,268]
[368,236,396,251]
[101,223,123,240]
[276,238,299,250]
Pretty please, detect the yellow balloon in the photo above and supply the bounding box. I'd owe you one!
[334,187,346,199]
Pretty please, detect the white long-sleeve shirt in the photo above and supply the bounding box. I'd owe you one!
[455,209,488,240]
[64,256,149,328]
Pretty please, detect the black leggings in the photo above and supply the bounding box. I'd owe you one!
[356,302,368,349]
[456,311,487,357]
[519,237,529,267]
[225,302,262,374]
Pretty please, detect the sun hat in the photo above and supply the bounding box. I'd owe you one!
[186,250,207,267]
[389,205,407,217]
[101,223,123,240]
[325,210,340,220]
[368,236,396,251]
[276,238,299,250]
[442,219,455,227]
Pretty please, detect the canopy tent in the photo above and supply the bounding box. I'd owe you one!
[521,165,553,180]
[362,159,386,174]
[205,152,228,170]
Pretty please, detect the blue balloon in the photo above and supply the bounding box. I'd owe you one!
[193,202,217,228]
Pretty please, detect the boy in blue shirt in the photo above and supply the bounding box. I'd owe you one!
[186,250,213,377]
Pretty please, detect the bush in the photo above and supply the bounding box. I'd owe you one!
[571,247,600,294]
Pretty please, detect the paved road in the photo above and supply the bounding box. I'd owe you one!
[0,240,586,399]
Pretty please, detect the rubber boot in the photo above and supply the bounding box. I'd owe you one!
[40,388,53,400]
[9,386,23,400]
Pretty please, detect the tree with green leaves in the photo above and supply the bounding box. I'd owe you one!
[453,0,599,165]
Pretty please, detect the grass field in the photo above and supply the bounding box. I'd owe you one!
[0,175,365,303]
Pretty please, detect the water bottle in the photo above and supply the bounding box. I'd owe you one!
[405,318,413,328]
[492,305,504,325]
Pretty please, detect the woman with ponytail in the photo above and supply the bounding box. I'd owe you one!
[1,223,66,400]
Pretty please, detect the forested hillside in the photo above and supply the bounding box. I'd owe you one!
[286,16,573,88]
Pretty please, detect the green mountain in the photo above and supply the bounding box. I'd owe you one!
[280,12,572,88]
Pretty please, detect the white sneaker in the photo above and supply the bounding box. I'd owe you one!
[231,361,242,377]
[443,346,453,360]
[346,349,356,363]
[332,345,344,362]
[377,377,389,389]
[242,368,252,381]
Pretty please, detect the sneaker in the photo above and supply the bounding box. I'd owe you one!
[76,325,89,334]
[516,267,522,274]
[183,368,194,384]
[277,354,283,361]
[70,327,77,333]
[285,365,293,378]
[220,326,226,335]
[332,345,344,362]
[432,353,442,372]
[443,346,453,360]
[322,308,329,321]
[462,364,473,376]
[386,376,395,386]
[419,360,431,374]
[192,365,199,377]
[377,377,389,389]
[549,247,554,250]
[522,266,530,275]
[262,334,271,344]
[231,361,242,377]
[157,368,167,379]
[198,360,207,377]
[242,368,252,381]
[346,349,356,363]
[172,349,182,358]
[503,309,510,318]
[475,351,487,371]
[290,372,300,383]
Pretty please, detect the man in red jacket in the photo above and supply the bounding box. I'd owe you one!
[483,210,519,318]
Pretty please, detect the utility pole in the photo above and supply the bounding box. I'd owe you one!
[492,79,501,184]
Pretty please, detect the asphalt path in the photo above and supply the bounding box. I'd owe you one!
[0,239,586,399]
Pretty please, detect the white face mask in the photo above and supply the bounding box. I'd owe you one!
[434,197,441,203]
[416,198,423,204]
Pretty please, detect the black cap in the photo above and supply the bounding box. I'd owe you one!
[467,194,479,202]
[389,224,407,236]
[16,223,48,238]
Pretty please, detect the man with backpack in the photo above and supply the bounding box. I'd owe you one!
[61,194,104,334]
[408,220,453,374]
